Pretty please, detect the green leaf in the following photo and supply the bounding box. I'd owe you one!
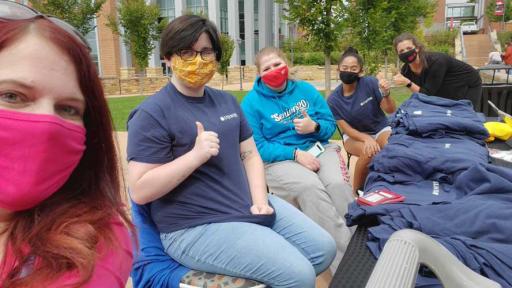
[30,0,106,36]
[105,0,165,71]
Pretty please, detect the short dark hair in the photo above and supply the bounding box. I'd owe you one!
[160,15,222,62]
[338,46,363,68]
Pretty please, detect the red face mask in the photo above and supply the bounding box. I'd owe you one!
[261,65,289,89]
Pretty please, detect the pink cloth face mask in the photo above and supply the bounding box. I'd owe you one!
[261,65,289,89]
[0,109,86,211]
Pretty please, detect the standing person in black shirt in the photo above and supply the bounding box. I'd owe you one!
[392,33,482,110]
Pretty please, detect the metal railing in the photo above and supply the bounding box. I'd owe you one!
[487,24,502,52]
[460,28,467,62]
[478,65,512,86]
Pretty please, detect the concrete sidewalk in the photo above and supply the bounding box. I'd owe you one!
[213,79,343,92]
[106,79,345,98]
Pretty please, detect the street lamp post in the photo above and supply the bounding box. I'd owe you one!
[236,38,243,91]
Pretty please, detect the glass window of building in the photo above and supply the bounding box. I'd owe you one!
[238,0,245,64]
[220,0,228,34]
[280,9,286,48]
[187,0,208,15]
[85,19,101,75]
[447,6,475,18]
[254,0,259,53]
[462,6,474,17]
[158,0,175,20]
[271,3,275,47]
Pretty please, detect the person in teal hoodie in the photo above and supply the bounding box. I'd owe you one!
[241,47,355,272]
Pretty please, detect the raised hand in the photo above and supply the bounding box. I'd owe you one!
[192,121,220,164]
[377,72,391,97]
[293,110,318,134]
[393,73,410,87]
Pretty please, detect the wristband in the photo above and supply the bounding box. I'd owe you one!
[406,81,413,88]
[314,123,321,133]
[293,149,298,161]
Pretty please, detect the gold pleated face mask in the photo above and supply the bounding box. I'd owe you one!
[171,55,217,88]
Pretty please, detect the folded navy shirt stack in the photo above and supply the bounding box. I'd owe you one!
[347,93,512,288]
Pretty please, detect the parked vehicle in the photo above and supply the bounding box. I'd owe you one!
[461,21,479,34]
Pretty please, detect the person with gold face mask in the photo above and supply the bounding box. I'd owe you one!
[127,15,336,288]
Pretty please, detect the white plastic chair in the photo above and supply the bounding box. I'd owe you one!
[366,229,501,288]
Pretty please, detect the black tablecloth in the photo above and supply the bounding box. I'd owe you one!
[489,140,512,168]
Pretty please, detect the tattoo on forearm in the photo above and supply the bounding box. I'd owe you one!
[240,150,253,160]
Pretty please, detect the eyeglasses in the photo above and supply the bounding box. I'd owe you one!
[0,0,91,51]
[178,49,217,61]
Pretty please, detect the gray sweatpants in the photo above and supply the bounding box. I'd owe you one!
[264,144,355,273]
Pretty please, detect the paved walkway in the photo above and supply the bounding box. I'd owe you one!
[465,34,493,68]
[106,79,345,98]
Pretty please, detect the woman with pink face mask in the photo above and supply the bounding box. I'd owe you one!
[127,15,335,288]
[0,2,133,287]
[241,47,355,273]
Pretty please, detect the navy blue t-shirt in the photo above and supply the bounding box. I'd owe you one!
[127,83,275,233]
[327,76,388,134]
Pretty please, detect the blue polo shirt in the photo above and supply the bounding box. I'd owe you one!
[327,76,388,134]
[127,83,275,233]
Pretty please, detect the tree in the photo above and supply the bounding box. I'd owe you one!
[486,0,512,23]
[278,0,346,96]
[107,0,166,73]
[30,0,105,36]
[217,34,235,90]
[344,0,436,74]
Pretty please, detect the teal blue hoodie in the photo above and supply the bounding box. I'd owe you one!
[241,77,336,163]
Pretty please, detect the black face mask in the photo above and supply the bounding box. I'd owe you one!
[339,71,359,84]
[399,49,418,64]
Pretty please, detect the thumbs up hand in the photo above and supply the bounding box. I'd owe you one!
[293,110,318,134]
[193,122,220,164]
[377,73,391,97]
[393,73,410,86]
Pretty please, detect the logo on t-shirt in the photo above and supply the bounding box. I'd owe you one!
[220,113,239,121]
[432,181,440,196]
[271,100,309,123]
[360,97,373,106]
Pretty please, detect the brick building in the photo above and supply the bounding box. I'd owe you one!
[93,0,294,78]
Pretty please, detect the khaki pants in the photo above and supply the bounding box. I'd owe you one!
[265,144,355,273]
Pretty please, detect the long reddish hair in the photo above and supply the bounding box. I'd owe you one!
[0,18,133,287]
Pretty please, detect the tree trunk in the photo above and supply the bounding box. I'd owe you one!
[139,65,145,95]
[396,57,400,75]
[384,54,389,80]
[139,77,144,95]
[324,53,331,97]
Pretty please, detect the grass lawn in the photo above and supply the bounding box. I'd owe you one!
[107,87,412,133]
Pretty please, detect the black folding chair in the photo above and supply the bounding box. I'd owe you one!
[336,126,353,170]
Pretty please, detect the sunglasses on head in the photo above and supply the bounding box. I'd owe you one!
[0,0,91,51]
